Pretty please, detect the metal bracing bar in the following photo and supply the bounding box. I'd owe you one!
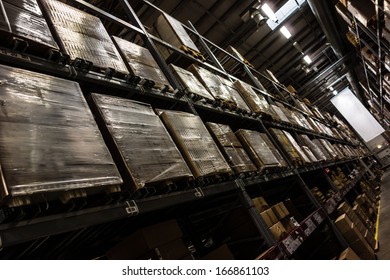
[376,0,385,117]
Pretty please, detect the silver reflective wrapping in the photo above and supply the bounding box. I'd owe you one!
[233,80,271,115]
[259,133,288,167]
[312,139,333,160]
[206,122,257,174]
[40,0,127,72]
[91,94,193,190]
[271,105,291,123]
[300,135,327,161]
[218,77,251,112]
[1,0,58,49]
[0,64,122,199]
[158,110,231,178]
[282,131,311,163]
[270,129,301,163]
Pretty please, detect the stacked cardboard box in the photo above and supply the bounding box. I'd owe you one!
[235,129,280,171]
[271,105,291,124]
[218,77,252,112]
[106,220,190,260]
[260,134,288,168]
[347,0,376,27]
[270,129,302,164]
[334,214,375,259]
[112,37,171,89]
[312,139,333,161]
[206,122,257,174]
[252,196,270,212]
[282,131,311,164]
[90,94,193,190]
[0,64,122,204]
[233,80,271,116]
[0,0,58,50]
[158,110,231,178]
[40,0,127,72]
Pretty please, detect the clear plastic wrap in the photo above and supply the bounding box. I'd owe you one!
[307,117,321,133]
[235,129,280,170]
[40,0,127,73]
[2,1,58,49]
[218,77,251,111]
[113,36,170,89]
[169,64,214,100]
[260,134,288,167]
[4,0,42,16]
[297,113,314,130]
[0,64,123,201]
[271,105,291,123]
[282,131,311,163]
[312,139,333,160]
[233,80,271,115]
[300,135,327,161]
[270,129,301,163]
[290,111,305,127]
[187,64,236,105]
[157,110,231,178]
[206,123,257,174]
[90,94,192,190]
[302,146,318,162]
[154,13,200,53]
[320,139,338,159]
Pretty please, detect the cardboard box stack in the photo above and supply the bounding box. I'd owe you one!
[106,220,191,260]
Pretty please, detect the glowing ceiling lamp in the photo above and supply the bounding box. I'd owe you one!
[261,3,278,22]
[280,26,292,39]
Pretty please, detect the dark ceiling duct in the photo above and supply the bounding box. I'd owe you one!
[306,0,364,102]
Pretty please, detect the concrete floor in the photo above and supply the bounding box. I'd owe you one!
[377,169,390,259]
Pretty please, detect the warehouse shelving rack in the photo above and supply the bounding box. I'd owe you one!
[0,0,378,259]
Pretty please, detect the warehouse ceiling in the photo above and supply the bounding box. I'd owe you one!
[81,0,363,114]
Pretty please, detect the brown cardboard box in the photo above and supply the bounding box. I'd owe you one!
[138,239,190,260]
[202,244,235,260]
[106,220,183,259]
[261,209,279,227]
[339,247,360,260]
[252,197,269,212]
[349,238,375,260]
[347,0,376,27]
[281,217,296,232]
[271,202,290,220]
[269,222,287,241]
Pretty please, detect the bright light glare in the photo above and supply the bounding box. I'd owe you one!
[303,55,312,64]
[332,90,338,95]
[280,26,292,39]
[329,86,334,91]
[261,4,278,22]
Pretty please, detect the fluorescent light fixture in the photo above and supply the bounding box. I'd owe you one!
[303,55,312,64]
[332,90,338,95]
[280,26,292,39]
[261,4,278,22]
[329,86,334,91]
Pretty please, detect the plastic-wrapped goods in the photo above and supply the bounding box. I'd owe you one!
[332,144,345,159]
[271,105,291,123]
[90,94,193,190]
[270,129,301,163]
[40,0,127,73]
[112,36,170,89]
[290,111,305,128]
[296,112,313,130]
[311,106,325,120]
[282,131,311,164]
[235,130,280,170]
[259,134,288,168]
[295,100,313,116]
[275,102,297,125]
[320,139,338,159]
[312,139,333,160]
[187,64,236,105]
[0,64,122,203]
[0,0,58,49]
[218,77,251,112]
[169,64,214,101]
[206,123,257,174]
[233,80,271,115]
[307,117,321,133]
[300,135,327,161]
[302,146,318,162]
[158,110,231,178]
[154,13,200,53]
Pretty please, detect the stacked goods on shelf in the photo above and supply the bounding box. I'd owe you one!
[307,118,322,134]
[295,100,313,116]
[353,194,378,233]
[359,180,379,205]
[270,105,291,124]
[0,0,58,50]
[345,0,376,27]
[235,130,281,171]
[302,146,319,162]
[275,103,299,126]
[158,110,231,178]
[0,64,122,206]
[188,64,236,107]
[260,134,289,168]
[106,220,191,260]
[312,139,333,161]
[329,168,349,190]
[89,94,193,191]
[338,247,361,260]
[218,77,252,113]
[112,36,171,90]
[223,45,254,70]
[40,0,127,73]
[151,12,203,60]
[311,187,328,204]
[206,123,257,174]
[334,214,375,259]
[233,80,273,118]
[320,139,338,159]
[300,135,327,161]
[270,129,302,165]
[283,132,311,164]
[169,64,215,102]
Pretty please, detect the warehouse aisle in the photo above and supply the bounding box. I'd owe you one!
[377,170,390,259]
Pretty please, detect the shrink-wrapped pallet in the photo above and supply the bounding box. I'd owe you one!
[112,36,170,89]
[302,146,318,162]
[271,105,291,123]
[0,64,122,204]
[170,64,214,101]
[40,0,127,72]
[233,80,271,116]
[300,135,327,161]
[206,123,257,174]
[218,77,251,112]
[260,134,288,168]
[187,64,236,105]
[270,129,301,164]
[282,131,311,164]
[90,94,193,190]
[235,130,280,170]
[158,110,231,178]
[320,139,338,159]
[0,0,58,49]
[312,139,333,160]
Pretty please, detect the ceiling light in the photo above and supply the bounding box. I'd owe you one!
[250,9,268,26]
[303,55,312,64]
[261,4,278,22]
[332,90,338,95]
[329,86,334,91]
[280,26,292,39]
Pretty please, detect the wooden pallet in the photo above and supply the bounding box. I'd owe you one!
[180,45,206,61]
